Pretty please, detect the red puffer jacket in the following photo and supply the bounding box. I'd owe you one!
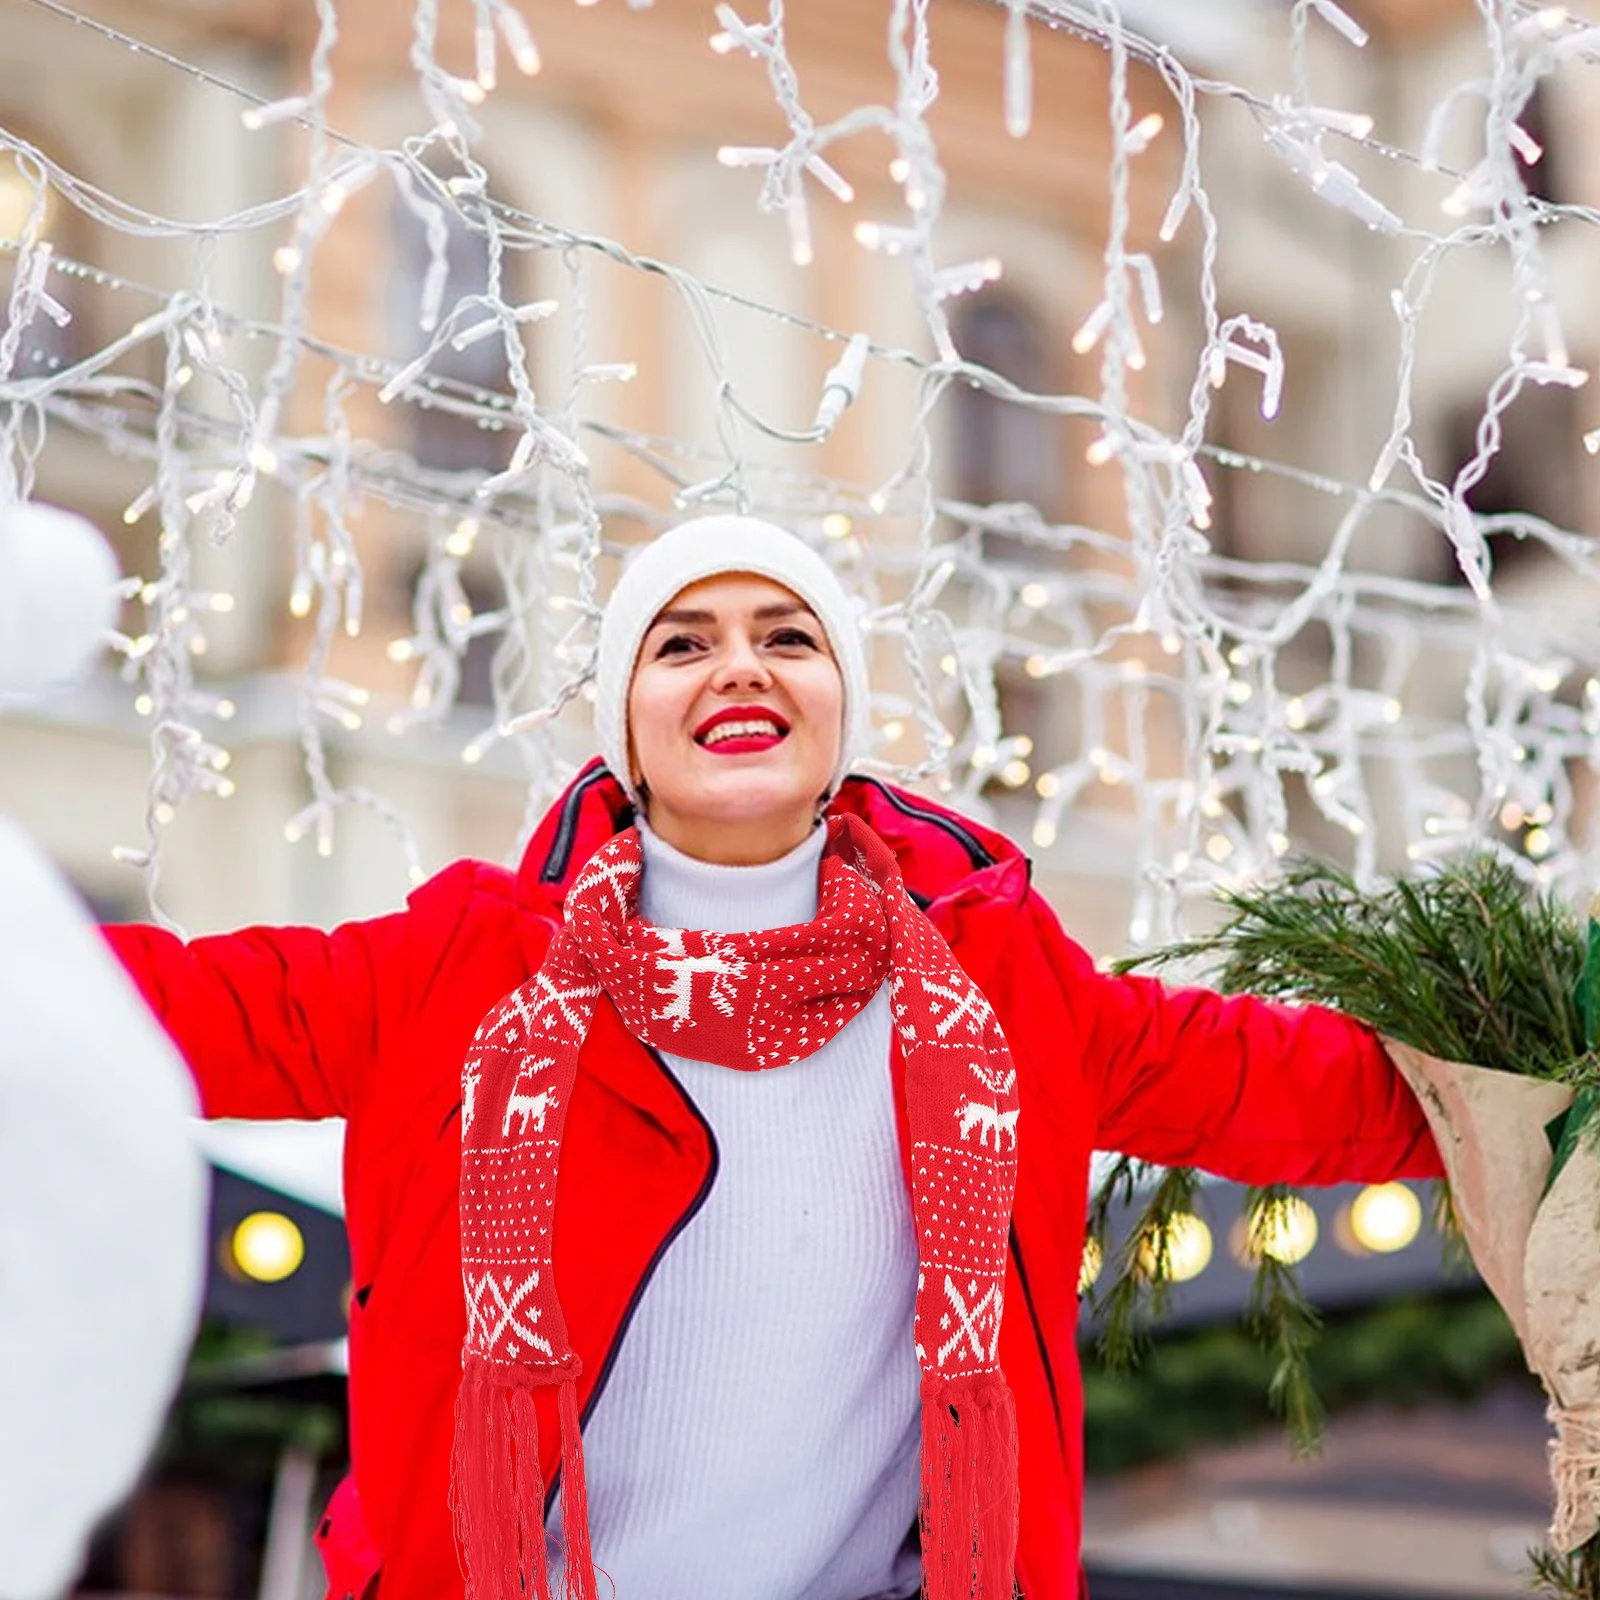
[105,762,1441,1600]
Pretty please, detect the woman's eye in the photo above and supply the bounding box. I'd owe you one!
[653,633,701,658]
[769,627,819,650]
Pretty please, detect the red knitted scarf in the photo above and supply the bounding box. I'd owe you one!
[453,812,1020,1599]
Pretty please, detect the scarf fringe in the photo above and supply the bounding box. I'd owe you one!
[453,1366,599,1600]
[918,1372,1020,1600]
[557,1376,599,1600]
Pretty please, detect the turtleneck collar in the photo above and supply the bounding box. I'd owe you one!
[635,818,827,934]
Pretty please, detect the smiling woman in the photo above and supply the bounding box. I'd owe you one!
[106,514,1449,1600]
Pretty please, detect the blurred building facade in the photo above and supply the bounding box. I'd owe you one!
[5,0,1593,943]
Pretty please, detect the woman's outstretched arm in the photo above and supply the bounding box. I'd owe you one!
[101,861,478,1121]
[1025,890,1441,1183]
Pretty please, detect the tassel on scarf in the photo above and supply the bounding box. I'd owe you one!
[557,1376,599,1600]
[453,1366,564,1600]
[918,1372,1020,1600]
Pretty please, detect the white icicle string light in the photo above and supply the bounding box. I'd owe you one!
[1,0,1599,934]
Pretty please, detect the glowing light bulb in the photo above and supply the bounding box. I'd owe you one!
[1237,1195,1318,1266]
[1346,1183,1421,1255]
[228,1211,305,1282]
[1138,1213,1212,1282]
[1125,112,1165,154]
[1078,1237,1103,1294]
[446,517,480,559]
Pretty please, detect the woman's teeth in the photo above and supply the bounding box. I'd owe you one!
[701,719,784,746]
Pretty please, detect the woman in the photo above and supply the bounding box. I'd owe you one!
[107,515,1442,1600]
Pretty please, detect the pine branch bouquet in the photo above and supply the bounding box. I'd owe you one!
[1109,855,1600,1596]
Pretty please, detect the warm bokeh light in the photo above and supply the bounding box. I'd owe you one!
[1078,1235,1103,1294]
[0,153,51,241]
[1138,1212,1213,1283]
[228,1211,306,1283]
[1347,1182,1423,1254]
[1234,1194,1319,1266]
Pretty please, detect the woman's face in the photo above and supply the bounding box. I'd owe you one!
[627,572,844,864]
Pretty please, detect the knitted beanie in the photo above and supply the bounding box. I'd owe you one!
[594,515,869,810]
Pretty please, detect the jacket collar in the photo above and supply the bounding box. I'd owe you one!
[515,758,1030,934]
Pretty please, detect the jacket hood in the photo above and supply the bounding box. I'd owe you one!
[515,759,1031,921]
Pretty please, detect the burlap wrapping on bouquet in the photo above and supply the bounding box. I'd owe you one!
[1386,1041,1600,1553]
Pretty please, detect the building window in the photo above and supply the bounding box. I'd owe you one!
[1440,382,1578,588]
[388,176,524,475]
[949,294,1061,520]
[947,294,1070,792]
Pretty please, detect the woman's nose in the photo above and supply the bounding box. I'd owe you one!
[712,632,771,689]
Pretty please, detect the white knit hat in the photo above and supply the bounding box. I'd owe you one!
[594,514,869,810]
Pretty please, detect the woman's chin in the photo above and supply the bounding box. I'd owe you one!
[655,769,823,827]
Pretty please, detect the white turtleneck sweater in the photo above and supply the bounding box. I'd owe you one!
[548,820,924,1600]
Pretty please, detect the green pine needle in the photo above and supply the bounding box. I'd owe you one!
[1121,853,1588,1078]
[1242,1187,1325,1454]
[1530,1539,1600,1600]
[1089,1163,1200,1372]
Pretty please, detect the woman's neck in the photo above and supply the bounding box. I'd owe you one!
[637,803,818,866]
[636,817,826,933]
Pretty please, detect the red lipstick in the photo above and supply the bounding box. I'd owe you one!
[693,704,790,755]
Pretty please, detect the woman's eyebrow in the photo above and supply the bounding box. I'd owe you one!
[648,602,819,626]
[650,608,716,625]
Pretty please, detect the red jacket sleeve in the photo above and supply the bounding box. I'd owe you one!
[1026,892,1442,1184]
[101,864,478,1122]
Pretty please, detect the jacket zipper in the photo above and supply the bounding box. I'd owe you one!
[539,762,619,885]
[544,1043,721,1510]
